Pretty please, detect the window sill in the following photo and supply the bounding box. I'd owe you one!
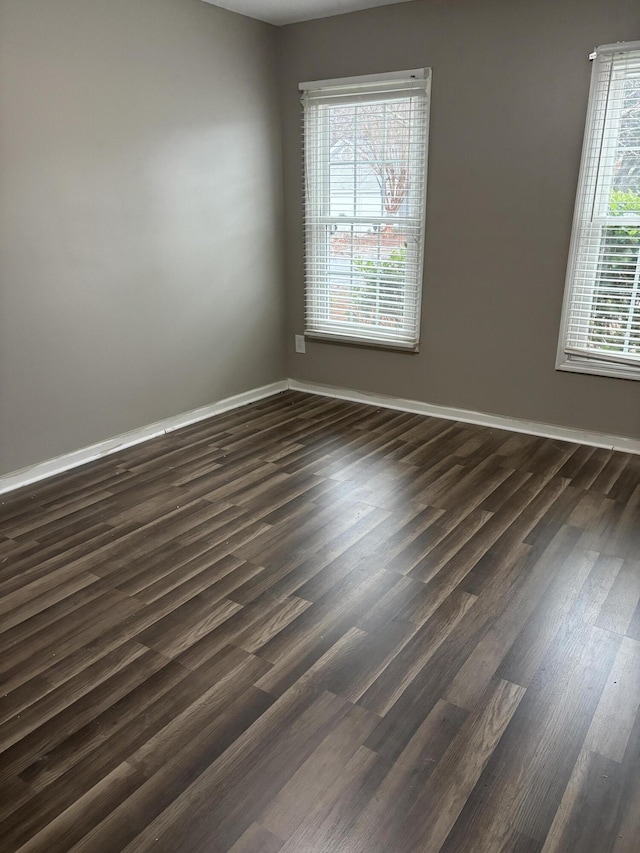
[556,355,640,382]
[305,331,420,354]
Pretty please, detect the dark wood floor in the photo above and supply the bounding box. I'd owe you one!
[1,391,639,852]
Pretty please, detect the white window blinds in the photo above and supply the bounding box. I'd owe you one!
[301,71,431,350]
[559,42,640,379]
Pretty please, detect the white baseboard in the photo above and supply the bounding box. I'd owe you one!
[2,375,637,497]
[288,378,640,456]
[0,380,288,497]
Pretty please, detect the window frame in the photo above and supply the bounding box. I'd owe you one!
[300,69,431,353]
[556,40,640,382]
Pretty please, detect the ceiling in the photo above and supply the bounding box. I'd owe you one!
[202,0,415,27]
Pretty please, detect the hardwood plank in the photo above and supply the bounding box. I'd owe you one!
[584,636,640,762]
[444,525,586,709]
[68,686,277,852]
[358,587,478,716]
[336,699,469,852]
[441,624,620,851]
[259,702,379,839]
[595,558,640,635]
[275,745,387,853]
[11,762,145,853]
[611,707,640,852]
[127,649,272,778]
[0,648,169,783]
[118,690,351,852]
[399,678,526,852]
[227,823,283,853]
[540,748,624,853]
[497,550,621,687]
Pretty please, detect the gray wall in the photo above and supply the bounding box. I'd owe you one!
[0,0,284,475]
[280,0,640,439]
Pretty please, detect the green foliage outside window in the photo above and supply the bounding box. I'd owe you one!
[352,247,407,328]
[592,190,640,355]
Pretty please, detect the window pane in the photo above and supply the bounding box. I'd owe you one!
[589,225,640,356]
[610,72,640,203]
[327,100,419,221]
[326,222,411,330]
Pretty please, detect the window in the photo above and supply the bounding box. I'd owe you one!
[558,41,640,380]
[300,70,431,351]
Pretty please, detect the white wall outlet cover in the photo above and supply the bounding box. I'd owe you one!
[295,335,306,353]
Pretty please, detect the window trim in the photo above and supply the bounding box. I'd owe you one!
[556,40,640,382]
[300,69,431,352]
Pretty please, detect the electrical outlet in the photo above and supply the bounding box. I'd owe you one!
[295,335,306,354]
